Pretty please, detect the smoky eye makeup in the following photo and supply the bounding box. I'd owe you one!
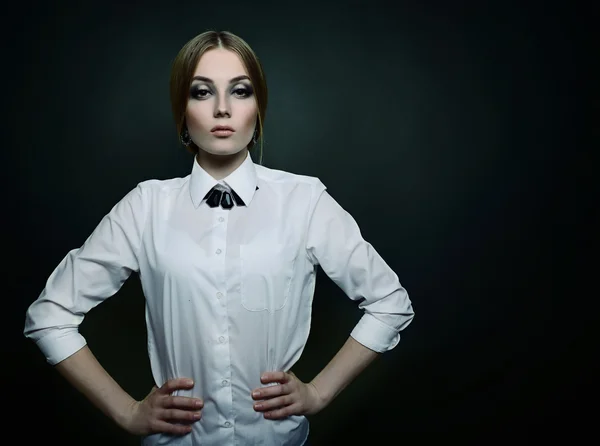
[190,85,210,99]
[189,83,254,99]
[233,83,254,97]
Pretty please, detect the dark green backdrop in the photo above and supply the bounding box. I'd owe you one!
[5,1,591,444]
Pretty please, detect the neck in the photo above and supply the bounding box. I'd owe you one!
[196,149,248,181]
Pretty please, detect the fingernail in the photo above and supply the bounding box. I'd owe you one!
[186,379,194,386]
[195,400,203,407]
[252,391,260,398]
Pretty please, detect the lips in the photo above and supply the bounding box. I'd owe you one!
[211,126,235,132]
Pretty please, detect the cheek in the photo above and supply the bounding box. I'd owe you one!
[185,102,211,131]
[239,103,258,129]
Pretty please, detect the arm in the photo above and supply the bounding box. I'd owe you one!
[24,184,146,425]
[254,335,379,416]
[309,335,379,406]
[54,345,137,430]
[26,184,202,436]
[305,185,415,353]
[253,182,414,418]
[305,183,415,403]
[24,184,146,365]
[54,344,201,436]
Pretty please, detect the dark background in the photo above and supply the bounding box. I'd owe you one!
[4,0,593,444]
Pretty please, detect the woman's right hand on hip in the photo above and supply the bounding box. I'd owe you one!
[122,378,204,436]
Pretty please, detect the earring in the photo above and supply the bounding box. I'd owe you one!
[180,127,192,146]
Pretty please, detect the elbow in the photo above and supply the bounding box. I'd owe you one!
[23,299,83,345]
[400,307,415,331]
[397,296,415,332]
[24,324,87,366]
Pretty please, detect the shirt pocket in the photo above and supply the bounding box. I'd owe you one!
[239,242,296,312]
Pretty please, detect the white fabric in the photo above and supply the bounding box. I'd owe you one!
[24,150,414,445]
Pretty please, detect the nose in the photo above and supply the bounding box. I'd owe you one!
[214,94,230,118]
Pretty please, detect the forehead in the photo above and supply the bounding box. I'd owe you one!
[194,48,248,78]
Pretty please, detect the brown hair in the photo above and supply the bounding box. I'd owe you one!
[169,30,267,164]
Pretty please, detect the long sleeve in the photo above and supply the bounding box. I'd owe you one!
[305,182,414,353]
[24,183,147,365]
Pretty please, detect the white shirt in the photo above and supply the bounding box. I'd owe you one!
[24,150,414,446]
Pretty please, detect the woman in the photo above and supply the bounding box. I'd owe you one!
[24,30,415,446]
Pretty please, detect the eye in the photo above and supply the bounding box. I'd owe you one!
[233,86,253,98]
[191,86,210,99]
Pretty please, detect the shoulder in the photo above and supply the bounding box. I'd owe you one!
[135,175,190,197]
[255,164,327,194]
[112,176,191,213]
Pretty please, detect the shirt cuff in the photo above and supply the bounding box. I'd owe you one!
[349,313,401,353]
[34,327,88,366]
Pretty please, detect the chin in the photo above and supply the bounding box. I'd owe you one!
[200,144,247,157]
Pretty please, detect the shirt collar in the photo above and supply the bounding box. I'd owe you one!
[189,150,259,208]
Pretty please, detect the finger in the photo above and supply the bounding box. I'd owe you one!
[163,395,204,410]
[263,402,299,420]
[160,408,203,424]
[261,371,287,384]
[159,378,195,395]
[254,394,293,412]
[252,382,287,400]
[150,419,194,436]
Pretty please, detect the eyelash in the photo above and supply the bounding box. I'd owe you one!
[190,86,253,100]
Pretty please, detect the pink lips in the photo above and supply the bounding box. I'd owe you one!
[211,125,234,137]
[212,130,234,137]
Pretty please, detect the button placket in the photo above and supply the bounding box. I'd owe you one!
[211,210,233,432]
[213,211,227,302]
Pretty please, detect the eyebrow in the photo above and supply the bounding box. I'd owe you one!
[192,75,250,84]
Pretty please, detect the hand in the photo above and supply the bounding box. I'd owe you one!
[251,370,327,420]
[121,378,204,436]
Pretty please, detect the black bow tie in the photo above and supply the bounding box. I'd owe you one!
[203,185,259,209]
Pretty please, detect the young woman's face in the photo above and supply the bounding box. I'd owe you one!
[185,48,258,156]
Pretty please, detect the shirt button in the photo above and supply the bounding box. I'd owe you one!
[216,249,222,254]
[222,379,228,386]
[224,421,232,428]
[219,336,226,343]
[218,217,225,222]
[216,292,223,298]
